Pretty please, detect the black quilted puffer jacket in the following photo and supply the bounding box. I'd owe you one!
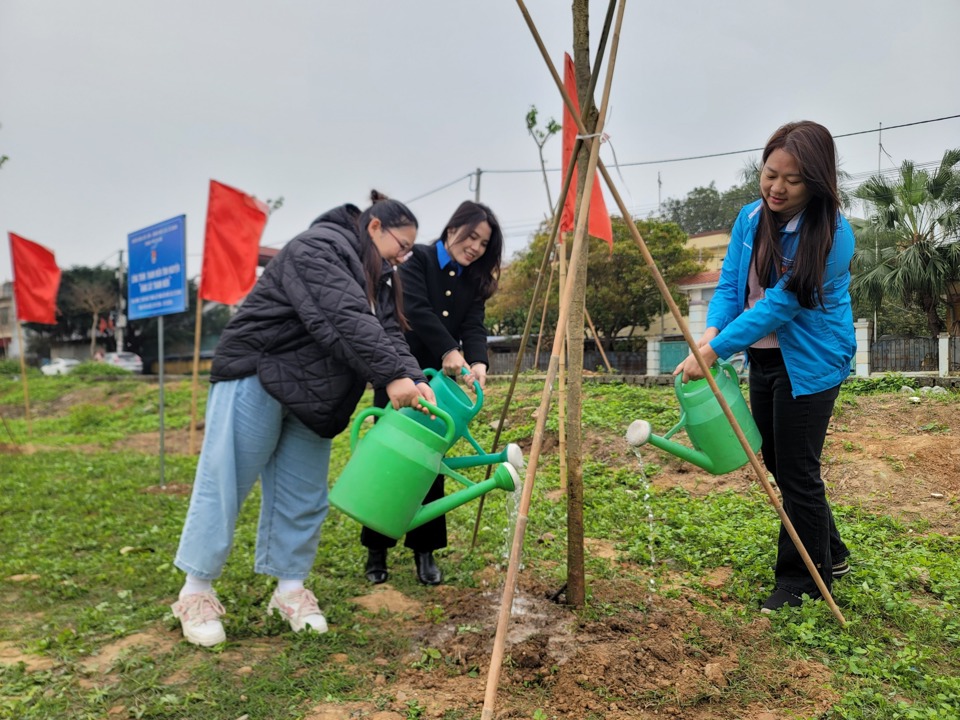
[209,204,426,437]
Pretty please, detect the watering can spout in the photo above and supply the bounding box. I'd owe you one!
[626,419,717,473]
[407,462,518,532]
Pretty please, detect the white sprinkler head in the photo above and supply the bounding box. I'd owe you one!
[500,461,520,487]
[505,443,524,471]
[625,420,652,447]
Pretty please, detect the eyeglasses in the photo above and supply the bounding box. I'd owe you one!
[384,227,413,254]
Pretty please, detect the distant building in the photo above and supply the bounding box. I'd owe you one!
[635,229,728,340]
[0,281,14,358]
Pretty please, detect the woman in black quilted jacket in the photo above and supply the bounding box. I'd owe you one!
[170,192,436,647]
[361,200,503,586]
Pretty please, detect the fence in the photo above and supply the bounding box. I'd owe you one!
[488,349,646,375]
[490,334,957,378]
[871,336,941,373]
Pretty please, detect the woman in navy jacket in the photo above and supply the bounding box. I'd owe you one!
[362,200,503,585]
[675,121,854,613]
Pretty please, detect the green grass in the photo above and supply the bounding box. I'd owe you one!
[0,374,958,719]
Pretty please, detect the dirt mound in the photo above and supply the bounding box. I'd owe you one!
[325,576,837,719]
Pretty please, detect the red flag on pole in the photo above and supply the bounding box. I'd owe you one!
[199,180,270,305]
[559,53,613,248]
[9,233,61,324]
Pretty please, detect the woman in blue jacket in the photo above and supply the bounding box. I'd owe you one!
[675,121,854,613]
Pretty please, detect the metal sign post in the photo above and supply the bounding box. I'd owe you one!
[127,216,187,487]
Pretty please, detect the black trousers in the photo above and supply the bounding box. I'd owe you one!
[359,388,448,552]
[748,348,848,597]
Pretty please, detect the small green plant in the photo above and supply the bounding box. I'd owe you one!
[405,699,426,719]
[424,604,445,624]
[881,455,906,472]
[411,646,442,670]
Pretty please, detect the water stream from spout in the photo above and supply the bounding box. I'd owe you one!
[630,446,657,602]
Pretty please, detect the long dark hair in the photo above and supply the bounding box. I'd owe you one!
[754,121,841,309]
[441,200,503,300]
[357,190,418,326]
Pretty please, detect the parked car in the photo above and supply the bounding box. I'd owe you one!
[103,352,143,374]
[41,358,82,376]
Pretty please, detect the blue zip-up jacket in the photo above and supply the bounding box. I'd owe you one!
[707,199,855,397]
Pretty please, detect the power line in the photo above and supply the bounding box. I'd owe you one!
[403,173,474,204]
[404,114,960,199]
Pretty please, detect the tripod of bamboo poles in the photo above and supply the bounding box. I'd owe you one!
[467,0,618,548]
[481,3,626,715]
[482,1,845,716]
[522,7,844,628]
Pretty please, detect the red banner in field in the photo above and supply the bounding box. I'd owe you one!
[199,180,270,305]
[9,232,61,324]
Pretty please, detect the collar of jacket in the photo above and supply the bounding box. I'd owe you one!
[435,239,462,276]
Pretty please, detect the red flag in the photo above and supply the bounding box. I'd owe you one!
[9,233,61,324]
[199,180,270,305]
[559,53,613,248]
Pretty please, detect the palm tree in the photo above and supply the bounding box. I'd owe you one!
[851,148,960,337]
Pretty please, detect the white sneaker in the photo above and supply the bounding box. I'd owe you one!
[267,587,328,634]
[172,591,226,647]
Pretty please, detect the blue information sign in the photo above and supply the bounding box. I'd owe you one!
[127,216,187,320]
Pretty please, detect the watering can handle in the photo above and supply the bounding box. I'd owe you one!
[459,366,484,408]
[349,399,456,452]
[674,358,737,393]
[424,366,483,412]
[718,358,738,384]
[350,406,385,451]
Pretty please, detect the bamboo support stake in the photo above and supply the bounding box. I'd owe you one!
[0,411,15,444]
[188,291,204,455]
[16,322,32,437]
[531,4,845,625]
[585,309,613,372]
[532,254,555,370]
[482,4,625,717]
[558,237,568,491]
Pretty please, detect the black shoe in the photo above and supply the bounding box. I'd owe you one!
[832,560,851,579]
[414,551,442,585]
[365,549,388,584]
[760,587,815,614]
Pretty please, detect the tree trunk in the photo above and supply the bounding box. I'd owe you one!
[565,0,594,608]
[922,293,944,337]
[89,317,98,358]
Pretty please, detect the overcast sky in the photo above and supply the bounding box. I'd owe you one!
[2,0,959,286]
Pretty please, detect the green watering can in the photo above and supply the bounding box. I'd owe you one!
[398,367,523,471]
[625,359,762,475]
[329,399,519,540]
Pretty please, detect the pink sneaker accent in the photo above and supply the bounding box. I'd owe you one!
[172,592,226,647]
[267,588,328,633]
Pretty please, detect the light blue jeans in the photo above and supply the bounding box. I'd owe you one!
[174,375,332,581]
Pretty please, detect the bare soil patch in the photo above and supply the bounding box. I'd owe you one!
[645,395,959,535]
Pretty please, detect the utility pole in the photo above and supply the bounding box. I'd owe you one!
[116,250,126,350]
[657,172,662,216]
[874,123,881,343]
[474,167,482,202]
